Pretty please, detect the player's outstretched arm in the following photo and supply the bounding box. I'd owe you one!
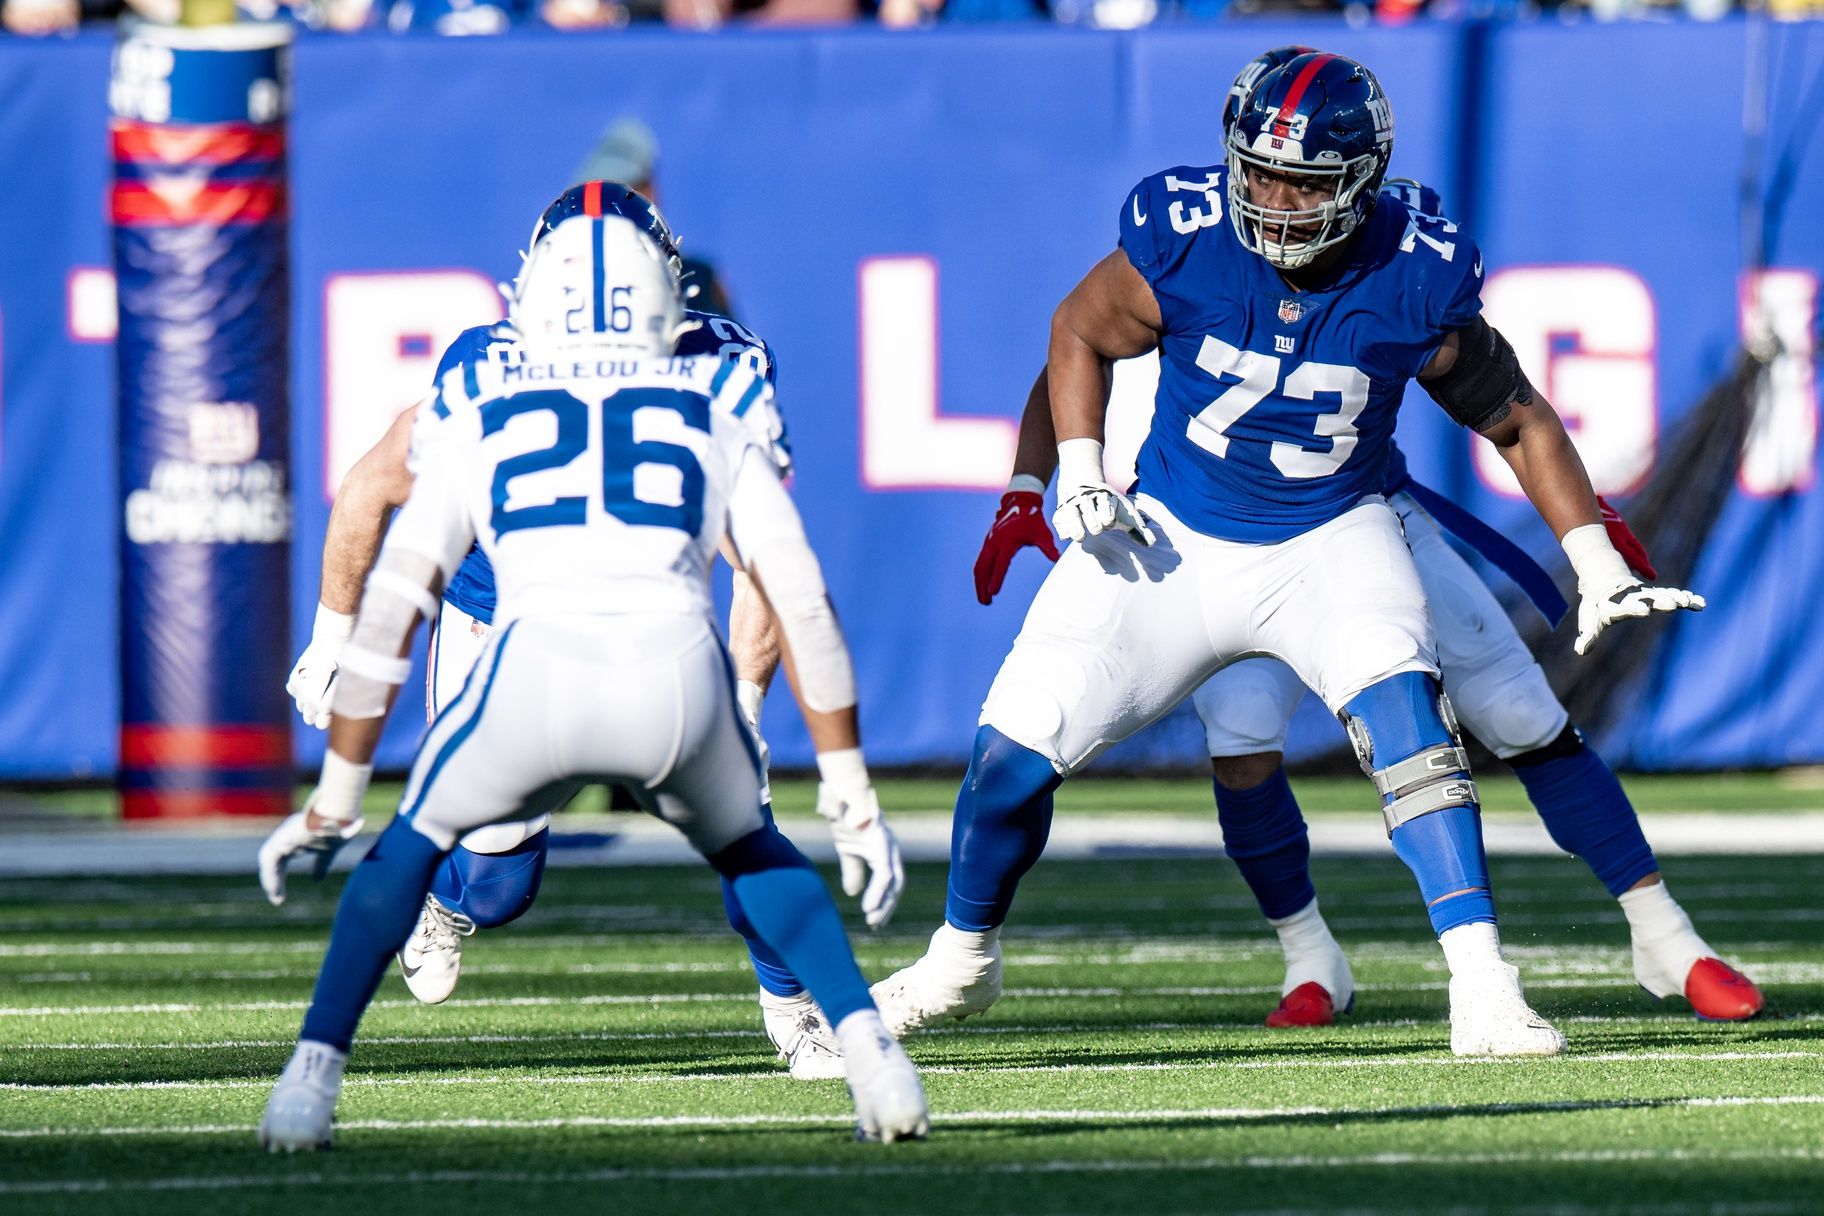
[728,449,904,928]
[973,367,1063,605]
[260,442,474,907]
[1048,251,1162,546]
[286,405,422,729]
[1421,321,1702,656]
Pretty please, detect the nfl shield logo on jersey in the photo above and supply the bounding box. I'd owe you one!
[1278,299,1305,324]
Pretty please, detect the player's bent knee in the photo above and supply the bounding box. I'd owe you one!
[1453,665,1569,760]
[1211,751,1284,791]
[706,823,813,880]
[435,828,549,929]
[1506,724,1584,769]
[1341,672,1479,836]
[980,666,1073,773]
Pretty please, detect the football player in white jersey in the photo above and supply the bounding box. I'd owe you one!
[255,213,926,1150]
[962,47,1762,1030]
[282,183,859,1079]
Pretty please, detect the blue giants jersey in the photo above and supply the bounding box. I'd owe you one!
[1119,164,1483,543]
[436,310,781,624]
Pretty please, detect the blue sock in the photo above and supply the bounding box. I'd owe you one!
[709,824,872,1026]
[1213,768,1315,920]
[431,827,550,929]
[1345,672,1495,935]
[944,726,1063,932]
[300,818,448,1052]
[1511,729,1657,896]
[720,803,803,997]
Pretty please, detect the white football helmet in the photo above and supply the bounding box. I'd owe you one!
[509,213,684,358]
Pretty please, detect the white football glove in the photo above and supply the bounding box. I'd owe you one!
[257,751,371,907]
[1052,437,1155,546]
[815,749,904,929]
[1563,523,1705,656]
[286,605,357,730]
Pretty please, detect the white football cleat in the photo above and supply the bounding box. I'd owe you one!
[835,1010,929,1143]
[398,895,474,1005]
[257,1040,345,1153]
[869,923,1002,1038]
[759,989,846,1081]
[1448,962,1567,1057]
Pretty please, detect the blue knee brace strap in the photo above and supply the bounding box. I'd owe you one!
[432,828,550,930]
[1213,768,1315,921]
[1344,672,1493,934]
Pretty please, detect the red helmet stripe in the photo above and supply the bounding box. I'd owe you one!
[1272,53,1335,138]
[583,180,603,217]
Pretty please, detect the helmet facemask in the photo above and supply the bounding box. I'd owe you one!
[1226,131,1383,270]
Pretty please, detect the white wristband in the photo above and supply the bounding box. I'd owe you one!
[1561,523,1634,590]
[1056,438,1106,489]
[815,746,870,802]
[312,604,357,645]
[1007,474,1046,496]
[736,679,766,729]
[314,749,374,824]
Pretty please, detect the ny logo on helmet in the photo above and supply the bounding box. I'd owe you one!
[1366,95,1394,144]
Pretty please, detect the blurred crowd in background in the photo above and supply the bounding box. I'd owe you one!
[4,0,1819,37]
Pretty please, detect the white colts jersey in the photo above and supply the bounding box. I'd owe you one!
[405,350,787,628]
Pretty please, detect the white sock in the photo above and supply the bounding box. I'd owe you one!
[833,1008,894,1058]
[282,1040,347,1093]
[935,922,1000,956]
[1619,881,1710,987]
[758,987,814,1014]
[1270,899,1349,998]
[1438,921,1505,978]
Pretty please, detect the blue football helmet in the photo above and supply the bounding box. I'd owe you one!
[1222,45,1317,137]
[528,181,683,281]
[1227,52,1394,270]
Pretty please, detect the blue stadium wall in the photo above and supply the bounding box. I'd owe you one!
[0,20,1820,777]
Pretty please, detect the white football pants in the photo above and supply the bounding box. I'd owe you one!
[403,612,766,855]
[428,601,556,852]
[981,493,1435,776]
[1193,489,1569,760]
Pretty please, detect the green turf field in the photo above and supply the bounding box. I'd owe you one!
[3,827,1821,1215]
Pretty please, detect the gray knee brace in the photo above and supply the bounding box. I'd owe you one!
[1343,692,1479,836]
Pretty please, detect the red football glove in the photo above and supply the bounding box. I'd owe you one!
[1596,495,1658,582]
[973,490,1060,605]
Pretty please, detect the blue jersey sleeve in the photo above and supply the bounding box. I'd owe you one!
[1118,174,1172,288]
[1383,210,1486,379]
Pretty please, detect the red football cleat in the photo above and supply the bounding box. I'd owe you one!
[1685,958,1764,1022]
[1266,981,1337,1028]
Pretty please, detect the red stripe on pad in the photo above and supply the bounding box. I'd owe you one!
[111,121,285,166]
[109,181,284,226]
[1272,53,1334,138]
[121,724,292,768]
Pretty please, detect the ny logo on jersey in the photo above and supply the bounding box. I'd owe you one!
[1275,335,1296,354]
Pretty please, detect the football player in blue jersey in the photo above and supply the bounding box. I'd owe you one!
[876,52,1707,1057]
[967,49,1763,1029]
[282,182,880,1080]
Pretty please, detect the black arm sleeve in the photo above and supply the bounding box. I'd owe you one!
[1422,315,1535,432]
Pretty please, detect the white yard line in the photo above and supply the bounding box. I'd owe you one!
[5,1049,1818,1093]
[6,811,1824,876]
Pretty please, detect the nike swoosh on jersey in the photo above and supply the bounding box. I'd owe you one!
[1132,195,1148,227]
